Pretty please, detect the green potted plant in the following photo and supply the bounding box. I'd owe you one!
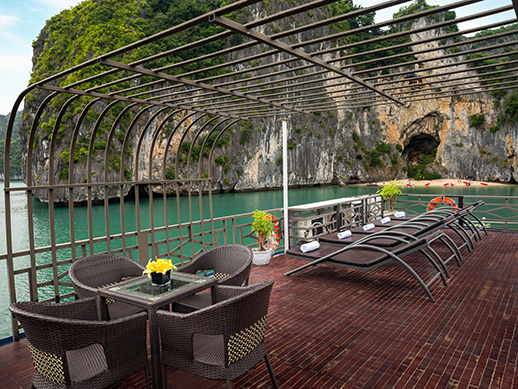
[376,180,403,213]
[251,210,277,265]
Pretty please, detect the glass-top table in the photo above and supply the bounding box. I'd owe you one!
[97,272,218,389]
[107,272,210,301]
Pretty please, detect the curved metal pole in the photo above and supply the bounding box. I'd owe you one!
[47,95,81,285]
[66,98,103,255]
[185,117,222,252]
[205,120,239,245]
[120,106,178,262]
[86,100,123,254]
[195,119,226,182]
[167,113,209,258]
[145,109,185,259]
[49,95,81,185]
[160,112,205,262]
[146,110,183,181]
[104,102,139,257]
[4,88,34,340]
[121,106,176,265]
[25,92,60,302]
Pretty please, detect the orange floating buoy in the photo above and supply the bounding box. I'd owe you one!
[426,196,459,212]
[444,183,449,186]
[451,183,454,186]
[425,183,430,186]
[481,182,488,186]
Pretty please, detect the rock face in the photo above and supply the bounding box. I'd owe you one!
[17,2,518,204]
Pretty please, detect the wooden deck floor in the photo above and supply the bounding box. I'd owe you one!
[2,230,518,388]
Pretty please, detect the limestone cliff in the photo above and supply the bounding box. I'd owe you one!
[17,0,518,205]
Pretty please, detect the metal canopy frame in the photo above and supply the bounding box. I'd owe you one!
[2,0,518,340]
[11,0,518,122]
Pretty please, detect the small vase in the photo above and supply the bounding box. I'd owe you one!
[151,270,171,286]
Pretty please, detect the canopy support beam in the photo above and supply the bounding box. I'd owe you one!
[209,15,406,106]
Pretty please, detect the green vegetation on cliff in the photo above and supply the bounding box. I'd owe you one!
[28,0,241,179]
[0,111,22,179]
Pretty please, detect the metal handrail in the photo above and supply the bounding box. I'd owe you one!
[396,194,518,230]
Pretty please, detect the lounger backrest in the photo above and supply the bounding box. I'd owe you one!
[391,236,428,256]
[472,200,485,209]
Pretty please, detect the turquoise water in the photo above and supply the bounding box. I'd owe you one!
[1,181,516,339]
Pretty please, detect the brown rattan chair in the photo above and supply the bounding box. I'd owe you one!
[158,280,278,389]
[172,244,253,313]
[9,297,150,389]
[69,253,146,319]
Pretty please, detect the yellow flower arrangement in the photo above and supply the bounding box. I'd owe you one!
[143,257,177,278]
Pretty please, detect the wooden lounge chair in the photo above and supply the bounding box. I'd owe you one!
[285,231,448,302]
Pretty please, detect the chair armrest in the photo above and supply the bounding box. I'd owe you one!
[175,259,198,274]
[11,297,100,321]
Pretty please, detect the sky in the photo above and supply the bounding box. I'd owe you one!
[0,0,515,116]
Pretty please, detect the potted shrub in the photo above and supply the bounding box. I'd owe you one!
[251,210,277,265]
[376,180,403,213]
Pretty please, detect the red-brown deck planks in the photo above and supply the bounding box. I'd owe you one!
[1,230,518,388]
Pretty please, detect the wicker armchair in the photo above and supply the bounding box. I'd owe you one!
[9,297,150,389]
[158,280,278,389]
[69,253,146,319]
[172,244,253,313]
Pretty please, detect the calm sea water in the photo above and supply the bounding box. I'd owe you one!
[1,181,516,339]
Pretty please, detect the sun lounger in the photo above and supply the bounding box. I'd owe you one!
[421,200,486,243]
[383,214,465,267]
[285,231,448,302]
[318,213,463,273]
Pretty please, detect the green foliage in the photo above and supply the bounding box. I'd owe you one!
[29,0,235,171]
[239,120,253,145]
[406,149,440,180]
[366,149,382,168]
[504,93,518,123]
[465,48,518,99]
[214,154,230,173]
[0,111,23,178]
[251,210,275,252]
[376,180,403,212]
[376,142,391,154]
[470,113,485,128]
[165,165,175,180]
[376,180,403,200]
[180,141,192,153]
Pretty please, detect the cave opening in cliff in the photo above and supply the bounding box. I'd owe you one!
[403,134,441,179]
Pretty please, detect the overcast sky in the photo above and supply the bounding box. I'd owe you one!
[0,0,514,116]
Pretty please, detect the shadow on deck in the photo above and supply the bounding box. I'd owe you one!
[2,230,518,388]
